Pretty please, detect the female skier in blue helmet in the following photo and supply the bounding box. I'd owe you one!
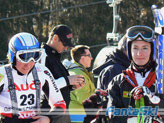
[107,25,164,123]
[0,32,66,123]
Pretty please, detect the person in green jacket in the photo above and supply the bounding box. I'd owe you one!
[66,45,95,122]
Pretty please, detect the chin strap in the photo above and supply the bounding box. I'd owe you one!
[131,60,155,77]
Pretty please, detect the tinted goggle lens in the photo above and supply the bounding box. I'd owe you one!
[19,52,40,62]
[16,49,43,63]
[128,28,152,38]
[127,26,154,41]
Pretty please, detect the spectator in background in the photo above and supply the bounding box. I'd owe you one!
[40,24,85,123]
[96,34,130,89]
[66,45,95,122]
[81,34,130,122]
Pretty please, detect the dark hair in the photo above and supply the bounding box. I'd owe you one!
[71,45,90,63]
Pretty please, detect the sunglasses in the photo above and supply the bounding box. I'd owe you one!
[16,49,43,63]
[126,25,154,42]
[81,54,92,58]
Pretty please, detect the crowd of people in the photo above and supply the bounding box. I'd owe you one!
[0,24,163,123]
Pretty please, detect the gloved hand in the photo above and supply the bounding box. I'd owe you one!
[82,89,108,123]
[95,89,108,105]
[82,93,101,123]
[96,89,108,97]
[83,93,100,109]
[83,89,108,112]
[131,86,160,104]
[130,86,144,100]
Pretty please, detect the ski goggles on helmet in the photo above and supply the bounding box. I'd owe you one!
[16,48,43,63]
[126,25,154,42]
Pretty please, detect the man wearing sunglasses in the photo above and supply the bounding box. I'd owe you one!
[63,45,95,122]
[107,25,164,122]
[40,25,85,123]
[0,32,66,123]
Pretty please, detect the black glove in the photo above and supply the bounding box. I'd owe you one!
[83,89,108,109]
[83,93,100,123]
[83,94,101,113]
[83,89,108,123]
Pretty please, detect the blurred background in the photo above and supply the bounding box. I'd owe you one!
[0,0,163,65]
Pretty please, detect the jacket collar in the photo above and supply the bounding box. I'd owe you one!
[123,68,156,88]
[43,44,61,58]
[71,61,94,82]
[72,61,88,73]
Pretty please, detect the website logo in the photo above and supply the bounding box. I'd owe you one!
[107,106,158,116]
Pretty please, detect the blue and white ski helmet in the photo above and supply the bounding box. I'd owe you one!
[8,32,40,63]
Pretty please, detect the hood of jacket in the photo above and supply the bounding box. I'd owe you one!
[93,48,130,75]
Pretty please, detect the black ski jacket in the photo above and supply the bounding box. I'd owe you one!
[107,67,164,122]
[41,44,71,108]
[97,48,130,89]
